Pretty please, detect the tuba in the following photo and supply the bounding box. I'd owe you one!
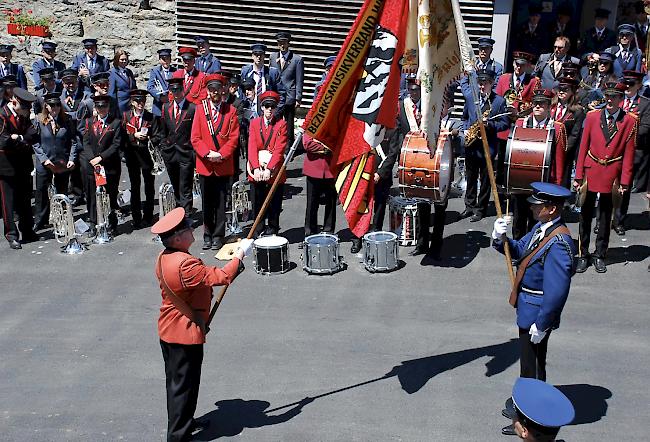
[147,140,166,176]
[94,185,113,244]
[50,193,84,254]
[226,179,251,235]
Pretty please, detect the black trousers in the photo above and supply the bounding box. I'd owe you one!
[283,103,296,147]
[69,164,85,198]
[415,200,448,253]
[126,160,155,223]
[34,169,70,227]
[304,176,337,236]
[371,177,392,231]
[81,169,119,228]
[519,327,551,381]
[512,194,536,240]
[0,173,34,241]
[160,340,203,442]
[464,155,490,216]
[579,190,613,258]
[164,154,195,214]
[252,182,284,234]
[199,174,229,241]
[633,147,649,192]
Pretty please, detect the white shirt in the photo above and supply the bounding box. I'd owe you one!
[605,108,620,121]
[87,55,96,70]
[531,116,549,129]
[528,217,561,249]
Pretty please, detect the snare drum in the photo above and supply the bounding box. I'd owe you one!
[362,231,399,273]
[253,235,290,275]
[302,233,343,274]
[388,196,419,246]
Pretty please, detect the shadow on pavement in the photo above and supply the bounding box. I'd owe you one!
[421,230,491,268]
[606,245,650,265]
[556,384,612,425]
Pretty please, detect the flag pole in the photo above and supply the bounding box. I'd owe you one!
[206,129,304,327]
[450,0,515,285]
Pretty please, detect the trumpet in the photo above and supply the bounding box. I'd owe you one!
[50,193,84,254]
[94,185,113,244]
[147,140,166,176]
[226,180,251,235]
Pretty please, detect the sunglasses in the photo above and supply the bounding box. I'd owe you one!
[47,102,62,107]
[557,87,572,92]
[207,86,223,92]
[598,60,611,65]
[95,103,109,108]
[95,82,109,87]
[532,102,548,107]
[252,52,265,56]
[132,98,146,103]
[262,103,277,109]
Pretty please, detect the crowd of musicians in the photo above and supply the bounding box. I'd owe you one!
[1,7,649,275]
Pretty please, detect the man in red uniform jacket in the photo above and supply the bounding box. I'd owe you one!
[510,89,568,239]
[172,47,207,105]
[191,73,240,250]
[153,207,252,442]
[574,82,637,273]
[302,133,336,239]
[247,91,287,236]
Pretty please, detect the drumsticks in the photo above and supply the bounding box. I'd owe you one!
[206,130,304,327]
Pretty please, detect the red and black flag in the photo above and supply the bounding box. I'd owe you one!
[302,0,409,237]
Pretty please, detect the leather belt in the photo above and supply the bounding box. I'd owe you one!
[588,150,623,166]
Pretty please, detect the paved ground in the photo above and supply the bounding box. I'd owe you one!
[1,156,649,441]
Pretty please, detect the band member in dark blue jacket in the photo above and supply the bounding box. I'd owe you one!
[71,39,111,93]
[146,48,177,117]
[461,69,509,222]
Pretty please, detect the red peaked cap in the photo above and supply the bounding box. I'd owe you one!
[151,207,188,238]
[259,90,280,105]
[178,47,197,58]
[205,73,227,87]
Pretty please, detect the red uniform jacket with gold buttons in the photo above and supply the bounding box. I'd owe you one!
[156,250,242,345]
[191,99,240,177]
[302,134,335,179]
[247,116,288,184]
[575,109,637,193]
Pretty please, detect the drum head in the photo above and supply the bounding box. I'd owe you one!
[254,235,288,248]
[437,138,453,201]
[305,233,338,246]
[364,231,398,243]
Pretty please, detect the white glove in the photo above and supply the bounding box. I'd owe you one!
[492,217,509,240]
[262,169,271,181]
[529,323,547,344]
[253,168,262,182]
[238,238,254,257]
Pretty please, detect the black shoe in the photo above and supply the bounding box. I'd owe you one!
[202,240,212,250]
[460,209,473,219]
[594,257,607,273]
[351,239,362,254]
[211,238,224,251]
[614,225,625,236]
[501,424,516,436]
[409,247,428,256]
[9,239,22,250]
[575,256,590,273]
[469,214,483,222]
[21,231,40,243]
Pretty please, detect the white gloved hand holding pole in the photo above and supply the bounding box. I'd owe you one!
[492,217,510,240]
[238,238,254,257]
[529,323,547,344]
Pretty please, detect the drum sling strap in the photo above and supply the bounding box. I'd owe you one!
[508,224,570,307]
[202,100,226,151]
[156,253,206,333]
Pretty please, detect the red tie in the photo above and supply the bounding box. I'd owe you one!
[94,120,102,136]
[413,103,421,126]
[212,104,220,126]
[174,102,180,123]
[624,98,631,111]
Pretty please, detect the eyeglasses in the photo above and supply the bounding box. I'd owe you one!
[95,82,109,87]
[262,103,277,109]
[532,102,547,107]
[132,98,145,103]
[95,103,109,108]
[620,33,632,38]
[48,102,61,107]
[557,87,572,92]
[207,86,223,92]
[598,60,611,65]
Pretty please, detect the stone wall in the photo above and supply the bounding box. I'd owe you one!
[2,0,176,90]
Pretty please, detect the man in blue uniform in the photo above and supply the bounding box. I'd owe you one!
[33,68,63,115]
[71,38,111,93]
[269,31,304,146]
[146,48,177,117]
[493,182,575,435]
[0,45,28,90]
[32,41,66,90]
[240,43,286,121]
[504,377,575,440]
[194,36,221,74]
[460,38,503,96]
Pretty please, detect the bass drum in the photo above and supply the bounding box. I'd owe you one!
[398,131,453,203]
[505,126,553,194]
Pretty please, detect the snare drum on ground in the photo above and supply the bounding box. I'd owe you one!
[302,233,344,275]
[253,235,290,275]
[362,231,399,273]
[388,196,419,246]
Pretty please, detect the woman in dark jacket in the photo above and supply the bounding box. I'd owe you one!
[108,49,136,113]
[32,92,81,230]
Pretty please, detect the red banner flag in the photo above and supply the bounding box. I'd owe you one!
[303,0,409,237]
